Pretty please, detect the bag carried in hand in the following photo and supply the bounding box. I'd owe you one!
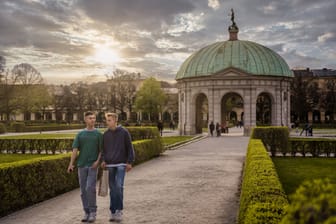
[98,169,109,197]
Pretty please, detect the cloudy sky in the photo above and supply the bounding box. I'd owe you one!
[0,0,335,84]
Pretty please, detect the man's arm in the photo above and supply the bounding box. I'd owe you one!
[67,148,78,173]
[92,152,101,169]
[125,131,135,172]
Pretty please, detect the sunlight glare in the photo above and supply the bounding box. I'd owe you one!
[93,45,120,65]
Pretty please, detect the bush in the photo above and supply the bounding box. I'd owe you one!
[280,179,336,224]
[239,139,288,224]
[0,127,161,154]
[126,127,161,141]
[10,122,25,132]
[0,123,7,134]
[0,154,78,217]
[0,138,73,154]
[290,138,336,157]
[251,126,289,156]
[133,139,164,165]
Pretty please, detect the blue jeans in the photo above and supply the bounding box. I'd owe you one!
[107,166,126,213]
[78,167,97,214]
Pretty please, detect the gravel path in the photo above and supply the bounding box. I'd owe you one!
[0,134,248,224]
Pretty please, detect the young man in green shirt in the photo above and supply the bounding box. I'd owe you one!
[67,111,102,223]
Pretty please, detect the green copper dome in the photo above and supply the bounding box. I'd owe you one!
[176,40,293,80]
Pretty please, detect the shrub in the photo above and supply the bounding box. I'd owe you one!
[0,138,73,154]
[11,122,25,132]
[239,139,288,224]
[290,138,336,157]
[0,123,6,134]
[0,154,78,217]
[126,127,161,141]
[251,126,289,156]
[280,179,336,224]
[133,139,164,165]
[0,127,162,154]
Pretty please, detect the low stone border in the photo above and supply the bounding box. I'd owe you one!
[165,135,207,150]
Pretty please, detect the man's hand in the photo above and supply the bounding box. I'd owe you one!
[101,161,106,169]
[91,160,99,169]
[126,164,132,172]
[67,164,74,173]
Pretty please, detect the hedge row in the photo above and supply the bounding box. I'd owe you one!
[0,154,78,217]
[8,123,86,132]
[0,138,73,154]
[0,137,164,217]
[251,127,289,156]
[239,139,289,224]
[0,127,161,154]
[289,138,336,157]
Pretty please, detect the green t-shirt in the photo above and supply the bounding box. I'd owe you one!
[72,129,103,167]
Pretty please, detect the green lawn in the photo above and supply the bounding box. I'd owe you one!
[273,157,336,196]
[0,154,52,164]
[161,136,194,146]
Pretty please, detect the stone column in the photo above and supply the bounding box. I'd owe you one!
[31,113,36,121]
[308,111,313,123]
[73,113,78,121]
[320,111,325,123]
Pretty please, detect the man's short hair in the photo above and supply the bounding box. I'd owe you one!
[84,111,95,117]
[105,112,118,121]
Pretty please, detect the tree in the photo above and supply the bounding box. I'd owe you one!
[324,80,336,122]
[135,77,166,121]
[11,63,44,120]
[290,74,316,122]
[106,69,138,120]
[0,58,21,121]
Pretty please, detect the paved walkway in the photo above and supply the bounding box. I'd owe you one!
[0,130,249,224]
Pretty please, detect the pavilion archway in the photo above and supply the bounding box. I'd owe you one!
[256,92,273,125]
[221,92,244,127]
[195,93,208,134]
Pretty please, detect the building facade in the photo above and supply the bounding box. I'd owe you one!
[176,12,293,135]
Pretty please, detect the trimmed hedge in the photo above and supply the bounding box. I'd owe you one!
[0,127,161,154]
[133,139,164,165]
[0,154,78,217]
[280,179,336,224]
[0,123,6,134]
[0,135,164,217]
[7,123,86,132]
[239,139,289,224]
[289,138,336,157]
[126,127,161,141]
[251,127,289,156]
[0,138,73,154]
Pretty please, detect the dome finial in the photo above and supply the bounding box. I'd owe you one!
[228,8,239,41]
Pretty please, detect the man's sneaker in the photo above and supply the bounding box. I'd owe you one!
[114,210,123,222]
[88,212,96,223]
[109,213,116,222]
[81,213,89,222]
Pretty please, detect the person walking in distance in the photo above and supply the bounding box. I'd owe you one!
[67,111,102,223]
[209,121,215,136]
[101,112,135,222]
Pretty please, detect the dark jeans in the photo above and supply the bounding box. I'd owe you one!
[108,166,126,214]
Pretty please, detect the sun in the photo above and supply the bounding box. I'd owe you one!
[93,45,121,65]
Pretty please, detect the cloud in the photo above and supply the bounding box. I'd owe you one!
[77,0,195,30]
[208,0,220,10]
[0,0,335,83]
[318,32,336,43]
